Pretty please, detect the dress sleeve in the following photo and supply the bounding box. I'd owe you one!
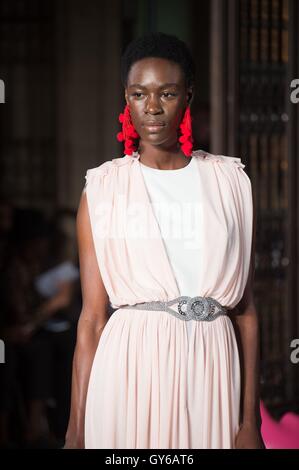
[82,169,93,194]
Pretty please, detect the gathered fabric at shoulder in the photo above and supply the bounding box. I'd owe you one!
[84,155,133,188]
[192,150,246,169]
[84,161,113,186]
[215,154,246,169]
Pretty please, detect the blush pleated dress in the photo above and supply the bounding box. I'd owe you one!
[83,149,253,449]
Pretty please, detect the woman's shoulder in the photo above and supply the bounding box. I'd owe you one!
[85,155,134,182]
[84,150,246,183]
[192,149,245,169]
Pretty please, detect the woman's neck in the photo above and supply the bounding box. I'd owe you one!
[137,142,190,170]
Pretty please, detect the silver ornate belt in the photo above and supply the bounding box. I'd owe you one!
[122,296,228,322]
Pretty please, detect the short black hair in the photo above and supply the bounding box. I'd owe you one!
[121,32,196,89]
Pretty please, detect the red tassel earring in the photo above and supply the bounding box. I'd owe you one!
[179,106,193,157]
[117,104,139,156]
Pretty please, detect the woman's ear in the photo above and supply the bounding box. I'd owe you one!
[124,89,129,105]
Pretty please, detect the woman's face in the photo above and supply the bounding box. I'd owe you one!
[125,57,193,148]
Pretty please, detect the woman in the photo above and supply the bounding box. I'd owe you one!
[64,32,265,449]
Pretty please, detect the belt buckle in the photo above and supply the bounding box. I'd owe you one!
[178,296,216,320]
[177,296,212,320]
[188,296,211,320]
[177,296,190,317]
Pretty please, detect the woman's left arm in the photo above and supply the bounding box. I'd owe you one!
[232,191,266,449]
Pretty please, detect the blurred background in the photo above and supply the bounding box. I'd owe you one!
[0,0,298,449]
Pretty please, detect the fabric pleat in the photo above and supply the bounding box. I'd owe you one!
[83,149,253,449]
[85,309,241,448]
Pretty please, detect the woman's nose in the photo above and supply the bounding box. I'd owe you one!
[145,95,163,114]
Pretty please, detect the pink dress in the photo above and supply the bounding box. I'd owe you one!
[83,149,253,449]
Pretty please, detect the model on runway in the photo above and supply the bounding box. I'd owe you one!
[64,32,264,449]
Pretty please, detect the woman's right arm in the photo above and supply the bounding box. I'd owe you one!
[64,191,110,449]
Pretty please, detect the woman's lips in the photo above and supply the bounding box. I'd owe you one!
[143,122,166,132]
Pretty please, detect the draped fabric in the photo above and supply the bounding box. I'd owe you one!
[83,149,253,449]
[83,150,253,309]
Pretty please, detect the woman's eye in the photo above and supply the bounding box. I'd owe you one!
[162,92,177,98]
[131,92,177,99]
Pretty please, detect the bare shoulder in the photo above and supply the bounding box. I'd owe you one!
[76,191,91,240]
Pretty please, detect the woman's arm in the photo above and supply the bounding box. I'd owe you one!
[231,192,265,448]
[64,191,110,449]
